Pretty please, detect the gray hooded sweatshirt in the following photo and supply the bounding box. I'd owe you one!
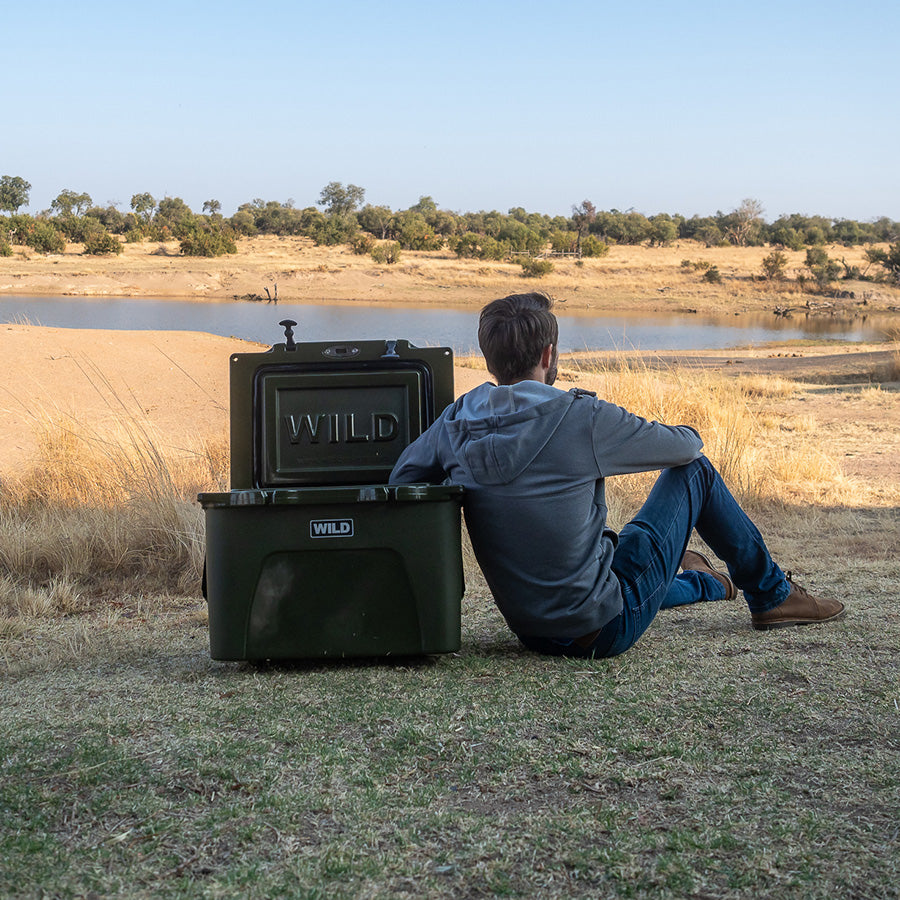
[390,380,703,640]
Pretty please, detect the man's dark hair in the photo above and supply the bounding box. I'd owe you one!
[478,292,559,382]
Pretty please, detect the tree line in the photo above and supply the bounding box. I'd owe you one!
[1,176,899,280]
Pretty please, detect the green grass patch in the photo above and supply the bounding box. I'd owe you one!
[2,515,899,898]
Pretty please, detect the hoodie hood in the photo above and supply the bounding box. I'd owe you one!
[444,381,577,485]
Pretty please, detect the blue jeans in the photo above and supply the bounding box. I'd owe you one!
[521,456,790,659]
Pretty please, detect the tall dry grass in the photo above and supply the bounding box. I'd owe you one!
[0,413,227,616]
[556,357,853,528]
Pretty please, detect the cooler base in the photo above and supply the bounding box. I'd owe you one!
[201,497,463,660]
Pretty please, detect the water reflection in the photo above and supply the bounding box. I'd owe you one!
[0,294,893,354]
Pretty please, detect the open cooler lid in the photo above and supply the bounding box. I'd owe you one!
[228,323,455,489]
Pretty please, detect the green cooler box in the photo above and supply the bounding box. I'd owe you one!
[198,323,464,660]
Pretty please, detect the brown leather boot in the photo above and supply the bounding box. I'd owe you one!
[681,550,738,601]
[751,573,845,630]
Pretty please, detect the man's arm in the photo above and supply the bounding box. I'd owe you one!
[389,419,449,484]
[591,399,704,476]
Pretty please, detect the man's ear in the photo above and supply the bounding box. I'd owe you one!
[540,344,555,368]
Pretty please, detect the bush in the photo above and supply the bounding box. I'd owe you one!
[581,235,610,258]
[350,233,375,255]
[520,258,554,278]
[179,227,237,257]
[124,228,144,243]
[805,248,841,289]
[866,243,900,283]
[370,242,402,264]
[0,237,12,257]
[83,230,123,255]
[761,250,788,280]
[702,265,722,284]
[26,221,66,254]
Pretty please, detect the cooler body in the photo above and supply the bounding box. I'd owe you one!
[199,333,463,661]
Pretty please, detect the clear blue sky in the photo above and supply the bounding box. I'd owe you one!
[4,0,897,222]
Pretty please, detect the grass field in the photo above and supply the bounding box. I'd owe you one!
[1,358,899,898]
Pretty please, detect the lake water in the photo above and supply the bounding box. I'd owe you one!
[0,295,894,354]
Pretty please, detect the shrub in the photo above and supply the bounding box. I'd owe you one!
[805,247,841,289]
[761,250,788,280]
[581,235,610,258]
[180,227,237,257]
[865,242,900,283]
[451,233,481,258]
[124,228,144,243]
[520,258,554,278]
[83,230,123,255]
[702,265,722,284]
[350,233,376,255]
[26,221,66,254]
[0,237,12,257]
[370,242,402,264]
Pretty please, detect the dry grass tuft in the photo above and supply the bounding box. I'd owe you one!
[0,414,227,603]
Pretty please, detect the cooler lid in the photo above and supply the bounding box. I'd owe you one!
[228,328,455,490]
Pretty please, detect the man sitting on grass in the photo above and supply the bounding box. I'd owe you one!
[390,291,844,658]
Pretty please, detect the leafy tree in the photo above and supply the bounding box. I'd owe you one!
[86,204,128,234]
[648,213,677,246]
[318,182,365,216]
[357,204,393,239]
[229,209,258,236]
[695,222,726,247]
[769,225,805,251]
[310,212,359,246]
[549,231,578,253]
[202,199,222,215]
[153,196,196,239]
[51,189,92,217]
[409,195,437,217]
[571,199,596,251]
[390,210,443,251]
[130,192,156,223]
[0,176,31,213]
[495,219,541,254]
[725,198,764,246]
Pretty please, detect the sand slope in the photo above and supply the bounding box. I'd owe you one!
[0,325,488,472]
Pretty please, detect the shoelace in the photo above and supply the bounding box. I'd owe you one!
[785,571,811,600]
